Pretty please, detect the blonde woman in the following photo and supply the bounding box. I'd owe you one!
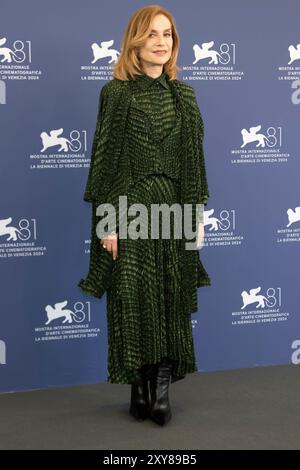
[79,4,211,426]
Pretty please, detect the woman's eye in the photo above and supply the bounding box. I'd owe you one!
[149,33,172,37]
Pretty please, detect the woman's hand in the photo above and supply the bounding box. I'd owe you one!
[100,230,118,260]
[196,223,205,250]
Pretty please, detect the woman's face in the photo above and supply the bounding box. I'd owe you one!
[138,14,173,70]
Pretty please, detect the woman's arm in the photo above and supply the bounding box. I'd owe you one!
[83,82,121,259]
[83,83,111,203]
[185,85,210,207]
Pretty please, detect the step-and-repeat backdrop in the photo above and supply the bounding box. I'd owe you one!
[1,1,299,393]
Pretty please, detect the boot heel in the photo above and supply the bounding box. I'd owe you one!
[129,367,151,421]
[149,358,174,426]
[129,399,148,421]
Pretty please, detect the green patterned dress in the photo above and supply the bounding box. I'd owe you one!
[105,71,204,384]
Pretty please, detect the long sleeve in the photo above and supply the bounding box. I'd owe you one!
[189,87,210,207]
[78,85,118,299]
[83,84,111,204]
[78,82,128,298]
[83,82,126,238]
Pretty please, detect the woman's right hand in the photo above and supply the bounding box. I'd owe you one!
[100,231,118,260]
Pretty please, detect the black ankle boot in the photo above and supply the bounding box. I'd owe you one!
[149,357,174,426]
[129,366,151,421]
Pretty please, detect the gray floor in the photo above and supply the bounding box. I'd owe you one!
[0,364,299,450]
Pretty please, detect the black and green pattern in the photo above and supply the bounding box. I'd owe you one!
[78,70,212,384]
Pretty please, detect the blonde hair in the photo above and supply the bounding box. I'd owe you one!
[113,4,181,81]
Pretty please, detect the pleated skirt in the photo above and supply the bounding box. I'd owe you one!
[106,174,198,384]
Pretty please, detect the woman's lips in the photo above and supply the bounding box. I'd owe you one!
[153,51,167,55]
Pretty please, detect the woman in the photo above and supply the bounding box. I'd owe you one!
[78,5,212,426]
